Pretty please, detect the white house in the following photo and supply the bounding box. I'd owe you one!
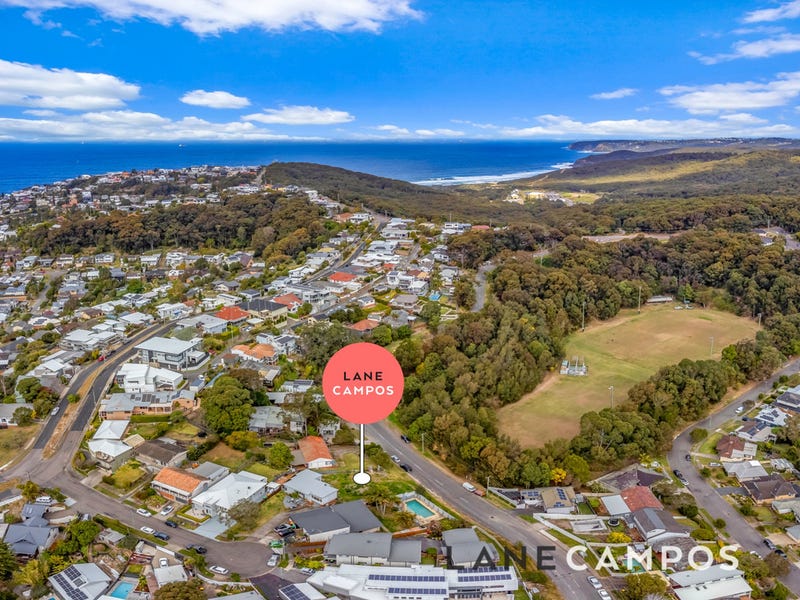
[192,470,268,518]
[135,337,206,370]
[283,469,338,506]
[115,363,184,393]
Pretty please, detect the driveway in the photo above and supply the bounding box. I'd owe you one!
[667,357,800,594]
[193,516,229,540]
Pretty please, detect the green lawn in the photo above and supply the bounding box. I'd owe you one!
[499,304,760,447]
[0,425,39,467]
[111,462,147,490]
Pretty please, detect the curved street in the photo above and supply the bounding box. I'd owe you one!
[667,357,800,595]
[2,320,272,578]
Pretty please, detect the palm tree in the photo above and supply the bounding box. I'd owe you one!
[364,483,396,516]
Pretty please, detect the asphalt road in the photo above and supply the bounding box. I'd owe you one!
[366,422,600,600]
[667,357,800,595]
[3,320,273,578]
[471,262,492,313]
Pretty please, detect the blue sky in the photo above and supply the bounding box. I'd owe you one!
[1,0,800,140]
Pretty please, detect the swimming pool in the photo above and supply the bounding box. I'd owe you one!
[109,581,134,599]
[406,499,435,518]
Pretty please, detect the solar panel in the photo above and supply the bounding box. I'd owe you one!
[281,585,314,600]
[369,574,446,583]
[64,566,81,581]
[387,588,447,595]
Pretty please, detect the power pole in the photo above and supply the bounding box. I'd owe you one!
[637,285,641,314]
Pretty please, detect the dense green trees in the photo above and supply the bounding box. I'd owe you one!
[200,376,254,436]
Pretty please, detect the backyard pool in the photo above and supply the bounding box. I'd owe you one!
[109,581,134,599]
[406,499,435,518]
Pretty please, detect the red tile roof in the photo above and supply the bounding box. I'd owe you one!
[153,467,206,493]
[273,293,302,307]
[620,486,663,512]
[329,271,357,283]
[215,306,250,322]
[298,436,333,463]
[348,319,381,332]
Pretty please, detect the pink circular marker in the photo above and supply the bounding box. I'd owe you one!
[323,342,404,424]
[323,342,405,485]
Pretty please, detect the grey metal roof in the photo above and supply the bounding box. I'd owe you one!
[331,500,381,532]
[324,533,392,559]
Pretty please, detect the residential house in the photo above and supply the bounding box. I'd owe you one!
[60,328,122,353]
[49,564,112,600]
[723,460,769,482]
[87,419,133,470]
[283,469,338,506]
[736,421,776,444]
[256,333,299,355]
[296,436,336,469]
[668,564,752,600]
[192,470,268,518]
[292,500,382,543]
[136,439,188,470]
[631,507,691,543]
[539,487,577,515]
[156,302,193,321]
[151,466,211,503]
[755,405,790,428]
[115,363,184,393]
[347,319,381,335]
[716,434,758,461]
[442,528,499,568]
[215,305,250,324]
[390,294,420,312]
[776,385,800,412]
[135,336,207,370]
[99,389,197,419]
[153,566,189,588]
[273,293,303,311]
[179,314,228,335]
[619,486,663,513]
[238,298,288,321]
[232,343,277,365]
[324,533,421,567]
[0,402,34,426]
[307,564,518,600]
[249,405,304,435]
[743,474,799,504]
[4,504,58,557]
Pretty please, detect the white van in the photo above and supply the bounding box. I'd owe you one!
[462,482,477,493]
[35,496,52,504]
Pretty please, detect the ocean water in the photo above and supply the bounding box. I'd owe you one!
[0,141,581,194]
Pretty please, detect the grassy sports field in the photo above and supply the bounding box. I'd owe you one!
[497,303,761,447]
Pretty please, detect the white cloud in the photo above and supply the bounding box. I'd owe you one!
[590,88,638,100]
[0,58,139,110]
[375,124,410,135]
[496,113,796,138]
[1,0,421,35]
[23,109,59,116]
[0,110,327,141]
[692,33,800,64]
[744,0,800,23]
[180,89,250,109]
[660,71,800,114]
[414,128,463,137]
[243,105,354,125]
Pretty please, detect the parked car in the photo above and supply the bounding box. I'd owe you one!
[136,508,152,517]
[164,520,178,528]
[391,455,400,463]
[160,504,174,516]
[400,435,410,443]
[300,567,316,575]
[764,539,777,551]
[735,406,744,414]
[187,545,207,554]
[597,590,611,599]
[587,576,602,589]
[684,454,691,461]
[159,558,168,568]
[35,496,52,505]
[50,406,59,416]
[209,565,229,575]
[400,463,412,472]
[153,531,170,541]
[463,482,477,493]
[140,526,155,535]
[267,554,280,567]
[672,469,682,478]
[776,548,788,559]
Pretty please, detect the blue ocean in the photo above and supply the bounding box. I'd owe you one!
[0,141,581,194]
